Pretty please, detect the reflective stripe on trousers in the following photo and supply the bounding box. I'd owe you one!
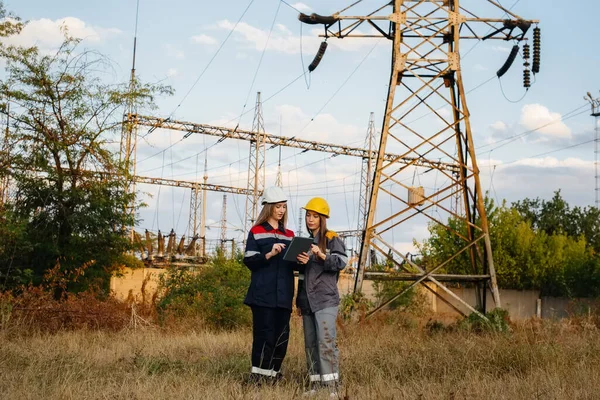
[302,306,340,382]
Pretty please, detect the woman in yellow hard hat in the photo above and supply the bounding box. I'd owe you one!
[296,197,348,396]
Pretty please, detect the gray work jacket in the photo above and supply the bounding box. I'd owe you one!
[296,231,348,314]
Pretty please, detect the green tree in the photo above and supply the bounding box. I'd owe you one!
[418,196,600,297]
[0,33,171,292]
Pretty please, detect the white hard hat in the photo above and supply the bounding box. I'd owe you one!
[261,186,288,205]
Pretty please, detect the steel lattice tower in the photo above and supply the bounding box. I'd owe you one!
[244,92,266,237]
[302,0,539,316]
[585,92,600,208]
[357,112,378,267]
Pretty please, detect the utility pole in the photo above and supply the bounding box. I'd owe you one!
[121,0,141,242]
[188,155,202,256]
[357,112,378,268]
[244,92,266,239]
[298,207,304,237]
[585,92,600,208]
[276,115,283,187]
[0,98,10,209]
[220,194,227,253]
[200,156,208,257]
[301,1,540,316]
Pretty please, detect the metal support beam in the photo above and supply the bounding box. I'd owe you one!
[131,114,459,173]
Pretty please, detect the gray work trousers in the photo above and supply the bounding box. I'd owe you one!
[302,306,340,383]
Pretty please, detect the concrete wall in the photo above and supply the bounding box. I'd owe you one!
[431,287,541,319]
[110,267,166,301]
[110,269,597,320]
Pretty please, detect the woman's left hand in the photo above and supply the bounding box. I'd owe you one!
[310,244,326,261]
[297,252,309,264]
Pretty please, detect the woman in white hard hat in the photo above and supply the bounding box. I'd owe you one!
[243,186,297,385]
[296,197,348,397]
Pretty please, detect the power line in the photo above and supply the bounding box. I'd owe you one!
[140,0,257,141]
[294,40,382,137]
[502,138,594,166]
[478,104,589,153]
[237,0,283,126]
[136,70,307,166]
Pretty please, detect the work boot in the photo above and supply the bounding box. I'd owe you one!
[242,372,265,387]
[302,381,320,397]
[323,381,340,398]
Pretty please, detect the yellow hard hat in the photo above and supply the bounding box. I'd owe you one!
[303,197,330,218]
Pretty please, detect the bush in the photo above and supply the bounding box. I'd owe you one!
[456,308,511,333]
[0,263,150,334]
[157,253,251,330]
[339,291,373,321]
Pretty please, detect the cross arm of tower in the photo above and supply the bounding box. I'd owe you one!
[133,114,460,173]
[304,2,537,41]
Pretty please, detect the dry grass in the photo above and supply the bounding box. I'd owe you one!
[1,314,600,400]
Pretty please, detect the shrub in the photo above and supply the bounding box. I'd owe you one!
[157,253,251,330]
[456,308,511,333]
[339,291,373,321]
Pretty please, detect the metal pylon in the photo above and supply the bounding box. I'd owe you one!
[302,0,540,317]
[244,92,266,238]
[585,92,600,207]
[357,112,378,268]
[220,194,227,252]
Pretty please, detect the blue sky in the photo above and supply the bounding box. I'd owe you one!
[8,0,600,252]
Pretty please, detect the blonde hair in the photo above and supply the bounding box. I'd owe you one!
[254,202,288,229]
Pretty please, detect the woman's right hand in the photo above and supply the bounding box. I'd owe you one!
[267,243,286,259]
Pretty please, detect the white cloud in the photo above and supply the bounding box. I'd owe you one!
[215,20,377,54]
[490,120,508,134]
[292,2,312,12]
[473,63,488,71]
[163,43,185,60]
[190,34,217,45]
[509,157,592,169]
[166,68,178,77]
[519,104,572,139]
[275,104,362,143]
[6,17,120,48]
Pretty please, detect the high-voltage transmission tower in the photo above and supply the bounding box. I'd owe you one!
[585,92,600,208]
[220,194,228,252]
[301,0,539,316]
[0,101,10,209]
[188,155,209,256]
[356,112,378,267]
[244,92,267,237]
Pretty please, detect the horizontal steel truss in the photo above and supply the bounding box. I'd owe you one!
[131,114,459,173]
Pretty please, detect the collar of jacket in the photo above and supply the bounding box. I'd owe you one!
[261,221,286,234]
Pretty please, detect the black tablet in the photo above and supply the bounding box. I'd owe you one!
[282,237,314,262]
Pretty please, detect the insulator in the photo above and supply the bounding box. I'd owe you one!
[308,41,328,72]
[523,44,530,60]
[523,68,531,88]
[496,45,520,78]
[532,27,541,74]
[298,13,338,25]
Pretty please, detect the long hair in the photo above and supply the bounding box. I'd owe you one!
[306,213,328,253]
[253,203,288,229]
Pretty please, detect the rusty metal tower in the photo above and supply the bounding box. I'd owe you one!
[244,92,266,237]
[357,112,378,267]
[220,194,228,252]
[301,0,539,316]
[585,92,600,207]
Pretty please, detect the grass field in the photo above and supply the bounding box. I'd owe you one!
[1,313,600,400]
